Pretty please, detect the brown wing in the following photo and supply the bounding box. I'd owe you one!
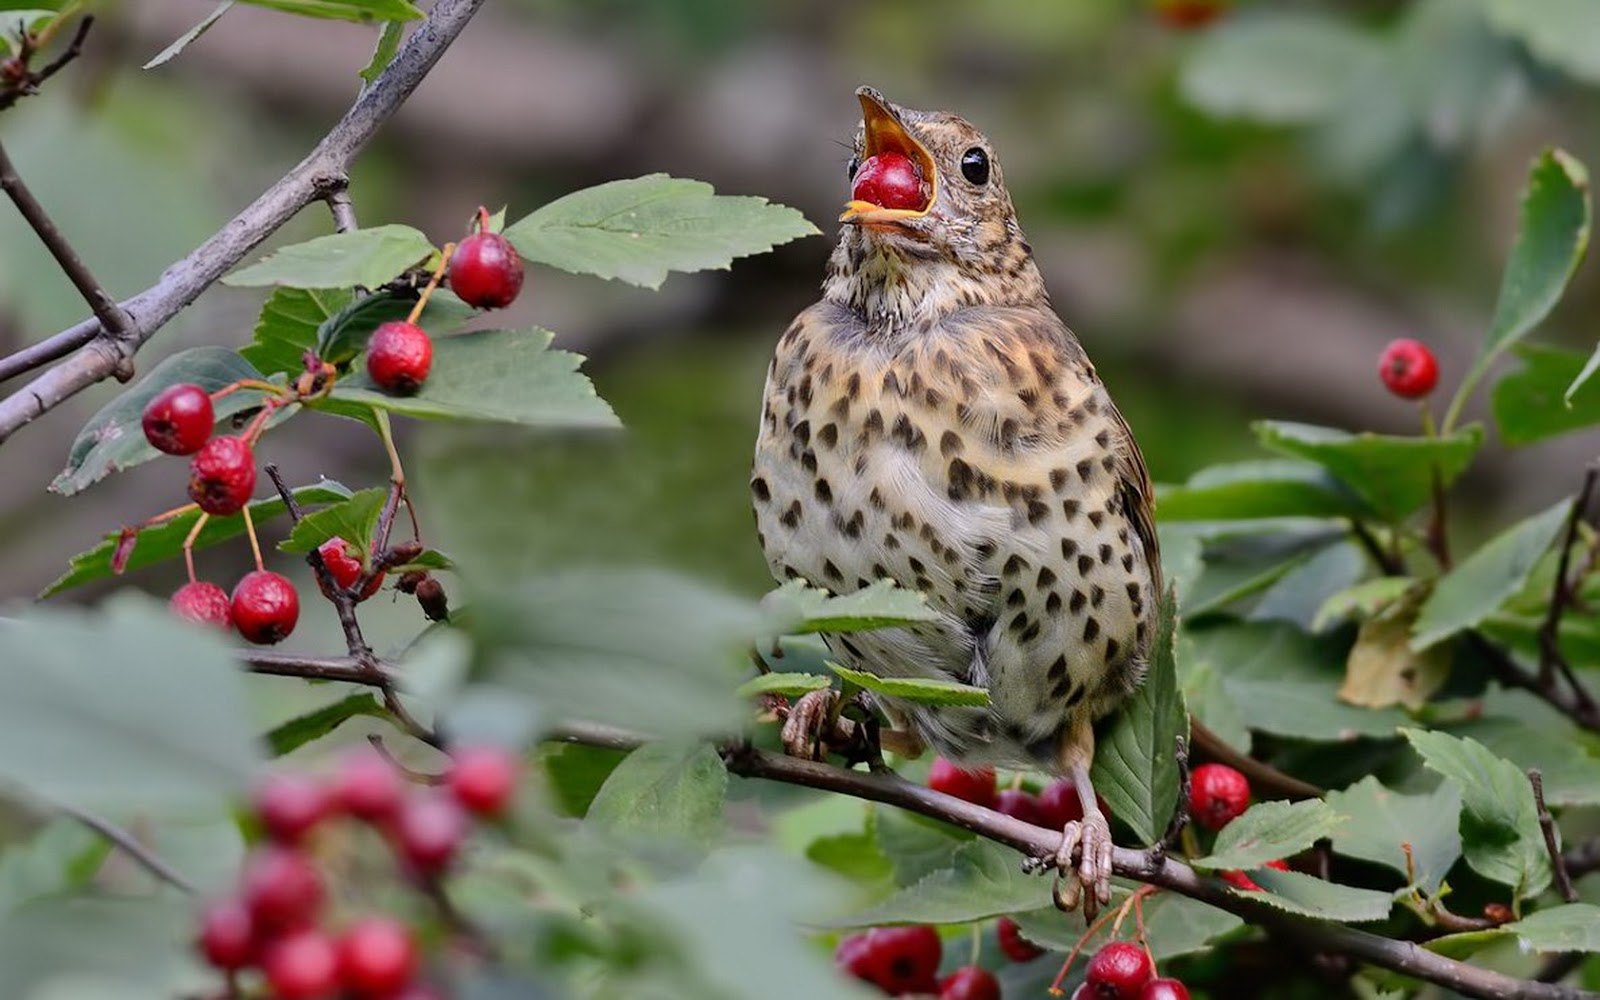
[1106,402,1161,600]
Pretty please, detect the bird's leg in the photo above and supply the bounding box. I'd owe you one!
[1052,761,1114,920]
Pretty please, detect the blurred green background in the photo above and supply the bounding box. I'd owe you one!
[4,0,1600,618]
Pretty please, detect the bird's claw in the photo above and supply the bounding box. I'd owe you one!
[780,689,856,761]
[1050,812,1114,921]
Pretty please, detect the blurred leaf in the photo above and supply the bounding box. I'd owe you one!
[0,600,261,811]
[763,579,939,635]
[43,482,350,597]
[263,693,386,757]
[829,840,1047,927]
[1311,577,1416,632]
[49,347,273,496]
[1254,421,1483,521]
[735,672,831,698]
[359,18,405,83]
[1507,904,1600,952]
[1249,542,1365,630]
[240,287,352,376]
[235,0,421,23]
[541,742,628,818]
[874,807,969,887]
[1158,460,1371,522]
[587,742,726,850]
[1341,597,1450,711]
[0,9,52,54]
[315,287,473,368]
[1244,868,1395,922]
[828,663,989,708]
[0,821,107,915]
[1324,776,1460,892]
[278,487,386,557]
[1493,346,1600,445]
[1179,13,1381,123]
[224,224,434,288]
[1012,890,1241,958]
[0,897,194,999]
[1402,729,1550,897]
[1194,800,1343,871]
[143,1,233,68]
[1485,0,1600,84]
[1411,498,1572,649]
[504,174,818,289]
[323,329,620,429]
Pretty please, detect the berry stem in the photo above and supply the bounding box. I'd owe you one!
[1051,894,1123,994]
[242,502,264,572]
[210,378,289,403]
[406,242,456,325]
[138,501,201,531]
[240,397,285,447]
[476,205,491,233]
[182,512,210,584]
[969,922,982,967]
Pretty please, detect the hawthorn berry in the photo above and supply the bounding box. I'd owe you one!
[261,928,341,1000]
[1378,338,1439,399]
[337,916,418,997]
[317,537,383,600]
[391,791,469,875]
[997,916,1044,962]
[449,230,525,309]
[142,382,214,455]
[241,846,324,930]
[254,771,329,845]
[448,745,519,818]
[1221,858,1289,892]
[366,321,433,396]
[834,932,884,985]
[852,151,927,211]
[170,581,233,629]
[928,758,997,809]
[995,788,1045,826]
[863,925,943,995]
[332,748,407,823]
[196,897,255,970]
[415,575,449,622]
[1155,0,1227,30]
[1188,763,1251,831]
[1086,942,1155,999]
[939,965,1001,1000]
[1037,781,1111,830]
[232,570,300,645]
[187,435,257,515]
[1140,977,1192,1000]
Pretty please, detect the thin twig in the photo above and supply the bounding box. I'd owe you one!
[60,803,196,894]
[321,177,358,234]
[1530,769,1578,904]
[1473,634,1600,732]
[1350,520,1406,576]
[1540,467,1597,688]
[0,15,92,113]
[1156,734,1190,856]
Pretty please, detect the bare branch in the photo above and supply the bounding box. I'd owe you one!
[1540,466,1598,687]
[60,803,196,895]
[0,15,93,114]
[1530,769,1579,904]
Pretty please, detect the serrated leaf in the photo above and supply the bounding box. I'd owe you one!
[324,328,619,428]
[828,662,989,708]
[828,840,1046,927]
[43,482,350,597]
[1402,729,1550,897]
[143,0,233,68]
[240,287,352,375]
[1507,904,1600,953]
[1412,498,1573,649]
[1311,577,1415,632]
[586,742,727,849]
[1492,345,1600,444]
[1157,459,1371,521]
[1324,776,1460,892]
[1254,421,1483,522]
[763,579,939,635]
[1447,717,1600,808]
[736,672,832,699]
[224,224,434,289]
[1179,13,1381,123]
[1244,868,1395,922]
[315,287,474,367]
[278,487,386,558]
[235,0,421,23]
[1092,586,1184,845]
[503,174,818,289]
[263,693,386,757]
[49,347,273,496]
[1195,800,1344,870]
[1011,891,1241,958]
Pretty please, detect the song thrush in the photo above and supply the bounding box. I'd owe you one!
[751,87,1161,913]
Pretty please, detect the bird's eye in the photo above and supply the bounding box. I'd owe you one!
[960,147,989,186]
[847,155,860,180]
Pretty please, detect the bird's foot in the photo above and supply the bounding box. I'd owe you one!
[1050,810,1114,921]
[779,689,857,761]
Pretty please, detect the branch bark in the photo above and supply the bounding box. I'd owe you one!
[0,0,488,433]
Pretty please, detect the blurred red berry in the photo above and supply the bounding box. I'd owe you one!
[1037,781,1111,830]
[1140,977,1192,1000]
[1188,763,1251,831]
[928,758,997,809]
[332,748,407,823]
[337,916,418,997]
[1155,0,1227,30]
[232,570,300,645]
[835,932,886,986]
[1086,941,1155,999]
[254,771,329,845]
[187,435,256,515]
[196,897,255,970]
[449,230,525,309]
[261,928,340,1000]
[866,925,943,995]
[995,788,1046,826]
[170,581,232,629]
[1378,338,1439,399]
[852,151,927,211]
[142,382,214,455]
[448,745,519,818]
[939,965,1001,1000]
[241,847,324,931]
[366,321,432,396]
[997,916,1044,962]
[392,792,468,875]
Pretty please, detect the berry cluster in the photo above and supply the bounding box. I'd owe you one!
[835,925,1003,999]
[196,745,519,998]
[1187,763,1289,891]
[1071,942,1188,999]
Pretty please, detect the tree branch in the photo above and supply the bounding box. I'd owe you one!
[0,0,488,437]
[1540,467,1597,688]
[60,803,196,895]
[1529,770,1578,904]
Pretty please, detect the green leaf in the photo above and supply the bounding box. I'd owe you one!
[279,487,386,558]
[828,662,990,708]
[1311,577,1416,631]
[0,9,52,54]
[1092,586,1185,845]
[735,672,832,699]
[224,224,435,289]
[763,579,940,634]
[1178,13,1382,123]
[1011,891,1241,958]
[1447,716,1600,808]
[0,896,195,999]
[1340,596,1451,711]
[1250,542,1366,631]
[1402,729,1551,897]
[1194,800,1344,871]
[49,347,272,496]
[503,174,818,289]
[43,482,350,597]
[1411,498,1573,649]
[1492,345,1600,444]
[1324,776,1460,892]
[0,600,261,811]
[235,0,422,23]
[143,0,233,68]
[874,807,970,887]
[829,840,1047,927]
[240,286,352,376]
[263,693,386,757]
[359,18,405,84]
[807,829,895,888]
[540,742,627,818]
[1507,904,1600,953]
[1244,867,1396,922]
[586,742,727,848]
[314,287,474,367]
[323,328,620,429]
[0,820,108,914]
[1254,421,1483,521]
[1485,0,1600,85]
[1157,460,1371,521]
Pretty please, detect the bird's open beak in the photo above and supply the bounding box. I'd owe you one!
[839,86,937,226]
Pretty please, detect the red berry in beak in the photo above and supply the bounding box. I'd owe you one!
[852,151,927,211]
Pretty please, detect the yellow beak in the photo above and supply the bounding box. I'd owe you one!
[839,86,937,225]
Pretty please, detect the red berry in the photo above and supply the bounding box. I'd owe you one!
[1155,0,1227,30]
[332,748,407,823]
[1378,338,1439,399]
[231,570,300,645]
[142,382,215,455]
[187,436,256,515]
[261,928,340,1000]
[939,965,1001,1000]
[392,792,468,875]
[1086,942,1155,999]
[1222,858,1288,892]
[997,916,1044,962]
[170,581,232,629]
[196,897,255,970]
[866,925,943,995]
[448,745,519,818]
[1188,763,1251,831]
[254,772,329,845]
[1037,779,1085,828]
[1071,986,1095,1000]
[366,321,432,396]
[316,537,383,600]
[337,916,418,996]
[241,847,324,930]
[995,789,1046,827]
[1140,978,1192,1000]
[835,932,886,986]
[928,758,997,809]
[852,151,928,211]
[449,231,525,309]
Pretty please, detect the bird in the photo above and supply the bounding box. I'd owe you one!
[750,86,1161,914]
